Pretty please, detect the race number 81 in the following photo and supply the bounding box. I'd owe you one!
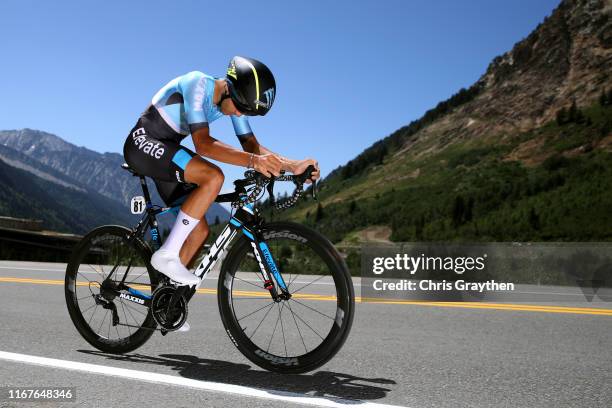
[130,196,146,214]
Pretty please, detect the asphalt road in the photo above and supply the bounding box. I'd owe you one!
[0,260,610,408]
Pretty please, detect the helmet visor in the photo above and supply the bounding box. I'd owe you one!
[226,80,258,116]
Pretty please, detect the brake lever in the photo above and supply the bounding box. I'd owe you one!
[299,165,318,200]
[267,179,275,206]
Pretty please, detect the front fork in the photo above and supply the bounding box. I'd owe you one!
[231,206,291,301]
[249,239,290,300]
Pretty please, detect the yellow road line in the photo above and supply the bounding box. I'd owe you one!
[1,277,611,316]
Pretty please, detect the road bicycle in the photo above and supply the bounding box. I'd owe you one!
[64,164,355,373]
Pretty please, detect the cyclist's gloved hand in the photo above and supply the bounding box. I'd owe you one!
[254,154,282,178]
[292,158,320,184]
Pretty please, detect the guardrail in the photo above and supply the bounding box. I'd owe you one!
[0,226,82,262]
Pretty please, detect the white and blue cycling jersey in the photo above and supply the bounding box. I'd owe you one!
[150,71,253,143]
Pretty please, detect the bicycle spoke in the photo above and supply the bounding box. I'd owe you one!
[77,294,94,301]
[290,274,327,295]
[98,310,108,334]
[99,262,107,278]
[290,308,324,340]
[119,301,132,337]
[237,301,275,322]
[286,302,308,354]
[288,273,301,289]
[126,269,147,284]
[87,264,105,281]
[80,302,97,315]
[107,310,112,339]
[290,298,335,320]
[232,296,271,300]
[233,275,264,290]
[121,299,147,317]
[266,303,283,353]
[248,302,275,340]
[87,304,99,326]
[120,299,142,325]
[77,271,92,283]
[278,303,288,357]
[115,257,134,282]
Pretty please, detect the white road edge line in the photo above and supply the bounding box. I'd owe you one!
[0,351,407,408]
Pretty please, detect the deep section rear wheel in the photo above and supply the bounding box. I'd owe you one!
[218,222,355,373]
[65,225,158,353]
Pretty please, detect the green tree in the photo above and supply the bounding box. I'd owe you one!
[377,145,388,165]
[214,216,220,226]
[315,203,324,222]
[465,197,474,222]
[528,207,540,231]
[348,200,357,214]
[600,118,612,137]
[451,195,466,228]
[556,107,567,125]
[568,100,578,122]
[280,245,293,258]
[341,161,354,179]
[415,214,425,240]
[600,89,608,106]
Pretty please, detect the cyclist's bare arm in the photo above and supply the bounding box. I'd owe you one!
[240,134,320,182]
[191,128,281,177]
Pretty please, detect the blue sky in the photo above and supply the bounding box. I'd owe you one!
[0,0,560,192]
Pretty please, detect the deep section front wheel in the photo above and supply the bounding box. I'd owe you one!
[218,221,355,373]
[65,225,158,353]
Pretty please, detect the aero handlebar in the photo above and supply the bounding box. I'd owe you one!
[215,165,318,210]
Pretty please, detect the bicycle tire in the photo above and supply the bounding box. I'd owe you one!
[65,225,159,353]
[218,221,355,373]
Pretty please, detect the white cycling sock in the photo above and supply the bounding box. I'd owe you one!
[160,210,200,256]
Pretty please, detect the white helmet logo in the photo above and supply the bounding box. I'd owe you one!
[255,88,275,109]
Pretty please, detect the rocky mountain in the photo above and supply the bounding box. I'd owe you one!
[0,144,87,193]
[0,129,130,202]
[0,152,136,234]
[0,128,229,226]
[401,0,612,147]
[283,0,612,245]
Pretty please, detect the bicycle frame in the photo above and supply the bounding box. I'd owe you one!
[116,176,290,306]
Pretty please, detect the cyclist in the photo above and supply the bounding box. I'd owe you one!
[123,56,319,294]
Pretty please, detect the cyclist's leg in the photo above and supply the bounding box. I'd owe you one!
[183,217,210,269]
[175,157,224,266]
[181,157,225,219]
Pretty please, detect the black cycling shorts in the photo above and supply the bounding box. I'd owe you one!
[123,106,198,205]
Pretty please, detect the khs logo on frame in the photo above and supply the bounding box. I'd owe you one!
[131,127,165,159]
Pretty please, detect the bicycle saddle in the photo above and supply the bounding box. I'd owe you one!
[121,163,142,176]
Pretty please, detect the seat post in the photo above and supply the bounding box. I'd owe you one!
[139,176,153,206]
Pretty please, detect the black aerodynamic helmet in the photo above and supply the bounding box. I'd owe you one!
[225,56,276,116]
